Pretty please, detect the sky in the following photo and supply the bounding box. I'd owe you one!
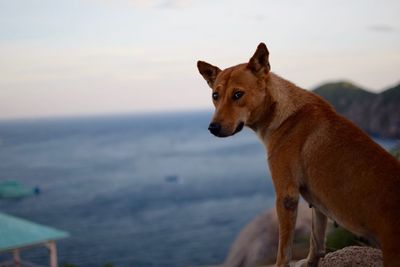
[0,0,399,119]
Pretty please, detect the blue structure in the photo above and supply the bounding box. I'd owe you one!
[0,213,69,267]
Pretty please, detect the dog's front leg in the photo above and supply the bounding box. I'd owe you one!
[307,208,327,265]
[274,190,299,267]
[295,208,327,267]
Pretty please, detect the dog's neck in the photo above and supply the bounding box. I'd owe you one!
[255,73,308,141]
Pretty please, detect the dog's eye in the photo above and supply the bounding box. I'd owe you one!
[233,91,244,100]
[212,92,219,101]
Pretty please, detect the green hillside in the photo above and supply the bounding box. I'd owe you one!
[313,81,376,111]
[313,81,400,138]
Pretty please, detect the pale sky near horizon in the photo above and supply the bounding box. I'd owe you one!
[1,0,399,119]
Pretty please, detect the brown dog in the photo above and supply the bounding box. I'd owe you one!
[197,43,400,267]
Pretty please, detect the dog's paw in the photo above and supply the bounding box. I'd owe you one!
[292,259,310,267]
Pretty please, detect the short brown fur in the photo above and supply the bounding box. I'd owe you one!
[197,43,400,267]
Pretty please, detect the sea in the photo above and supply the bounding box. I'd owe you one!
[0,111,397,267]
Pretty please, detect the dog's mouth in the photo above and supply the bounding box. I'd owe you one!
[233,121,245,135]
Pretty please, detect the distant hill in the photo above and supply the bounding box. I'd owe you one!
[313,81,400,138]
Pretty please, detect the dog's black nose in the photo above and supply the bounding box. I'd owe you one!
[208,122,221,136]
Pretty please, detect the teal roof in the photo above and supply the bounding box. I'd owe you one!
[0,213,69,251]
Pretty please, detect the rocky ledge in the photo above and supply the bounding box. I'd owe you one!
[319,246,382,267]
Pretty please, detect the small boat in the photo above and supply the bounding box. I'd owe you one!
[165,175,180,183]
[0,180,39,199]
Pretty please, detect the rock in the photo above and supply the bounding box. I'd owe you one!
[218,202,383,267]
[222,202,312,267]
[319,246,383,267]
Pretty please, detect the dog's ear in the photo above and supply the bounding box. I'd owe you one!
[247,43,270,74]
[197,61,221,88]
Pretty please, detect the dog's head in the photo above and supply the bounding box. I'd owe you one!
[197,43,271,137]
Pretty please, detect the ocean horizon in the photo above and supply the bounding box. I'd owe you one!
[0,111,398,267]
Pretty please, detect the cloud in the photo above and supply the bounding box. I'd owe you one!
[367,24,396,33]
[158,0,192,8]
[103,0,191,9]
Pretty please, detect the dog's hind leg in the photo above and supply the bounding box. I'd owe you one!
[295,208,327,267]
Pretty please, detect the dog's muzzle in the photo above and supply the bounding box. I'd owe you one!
[208,122,244,137]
